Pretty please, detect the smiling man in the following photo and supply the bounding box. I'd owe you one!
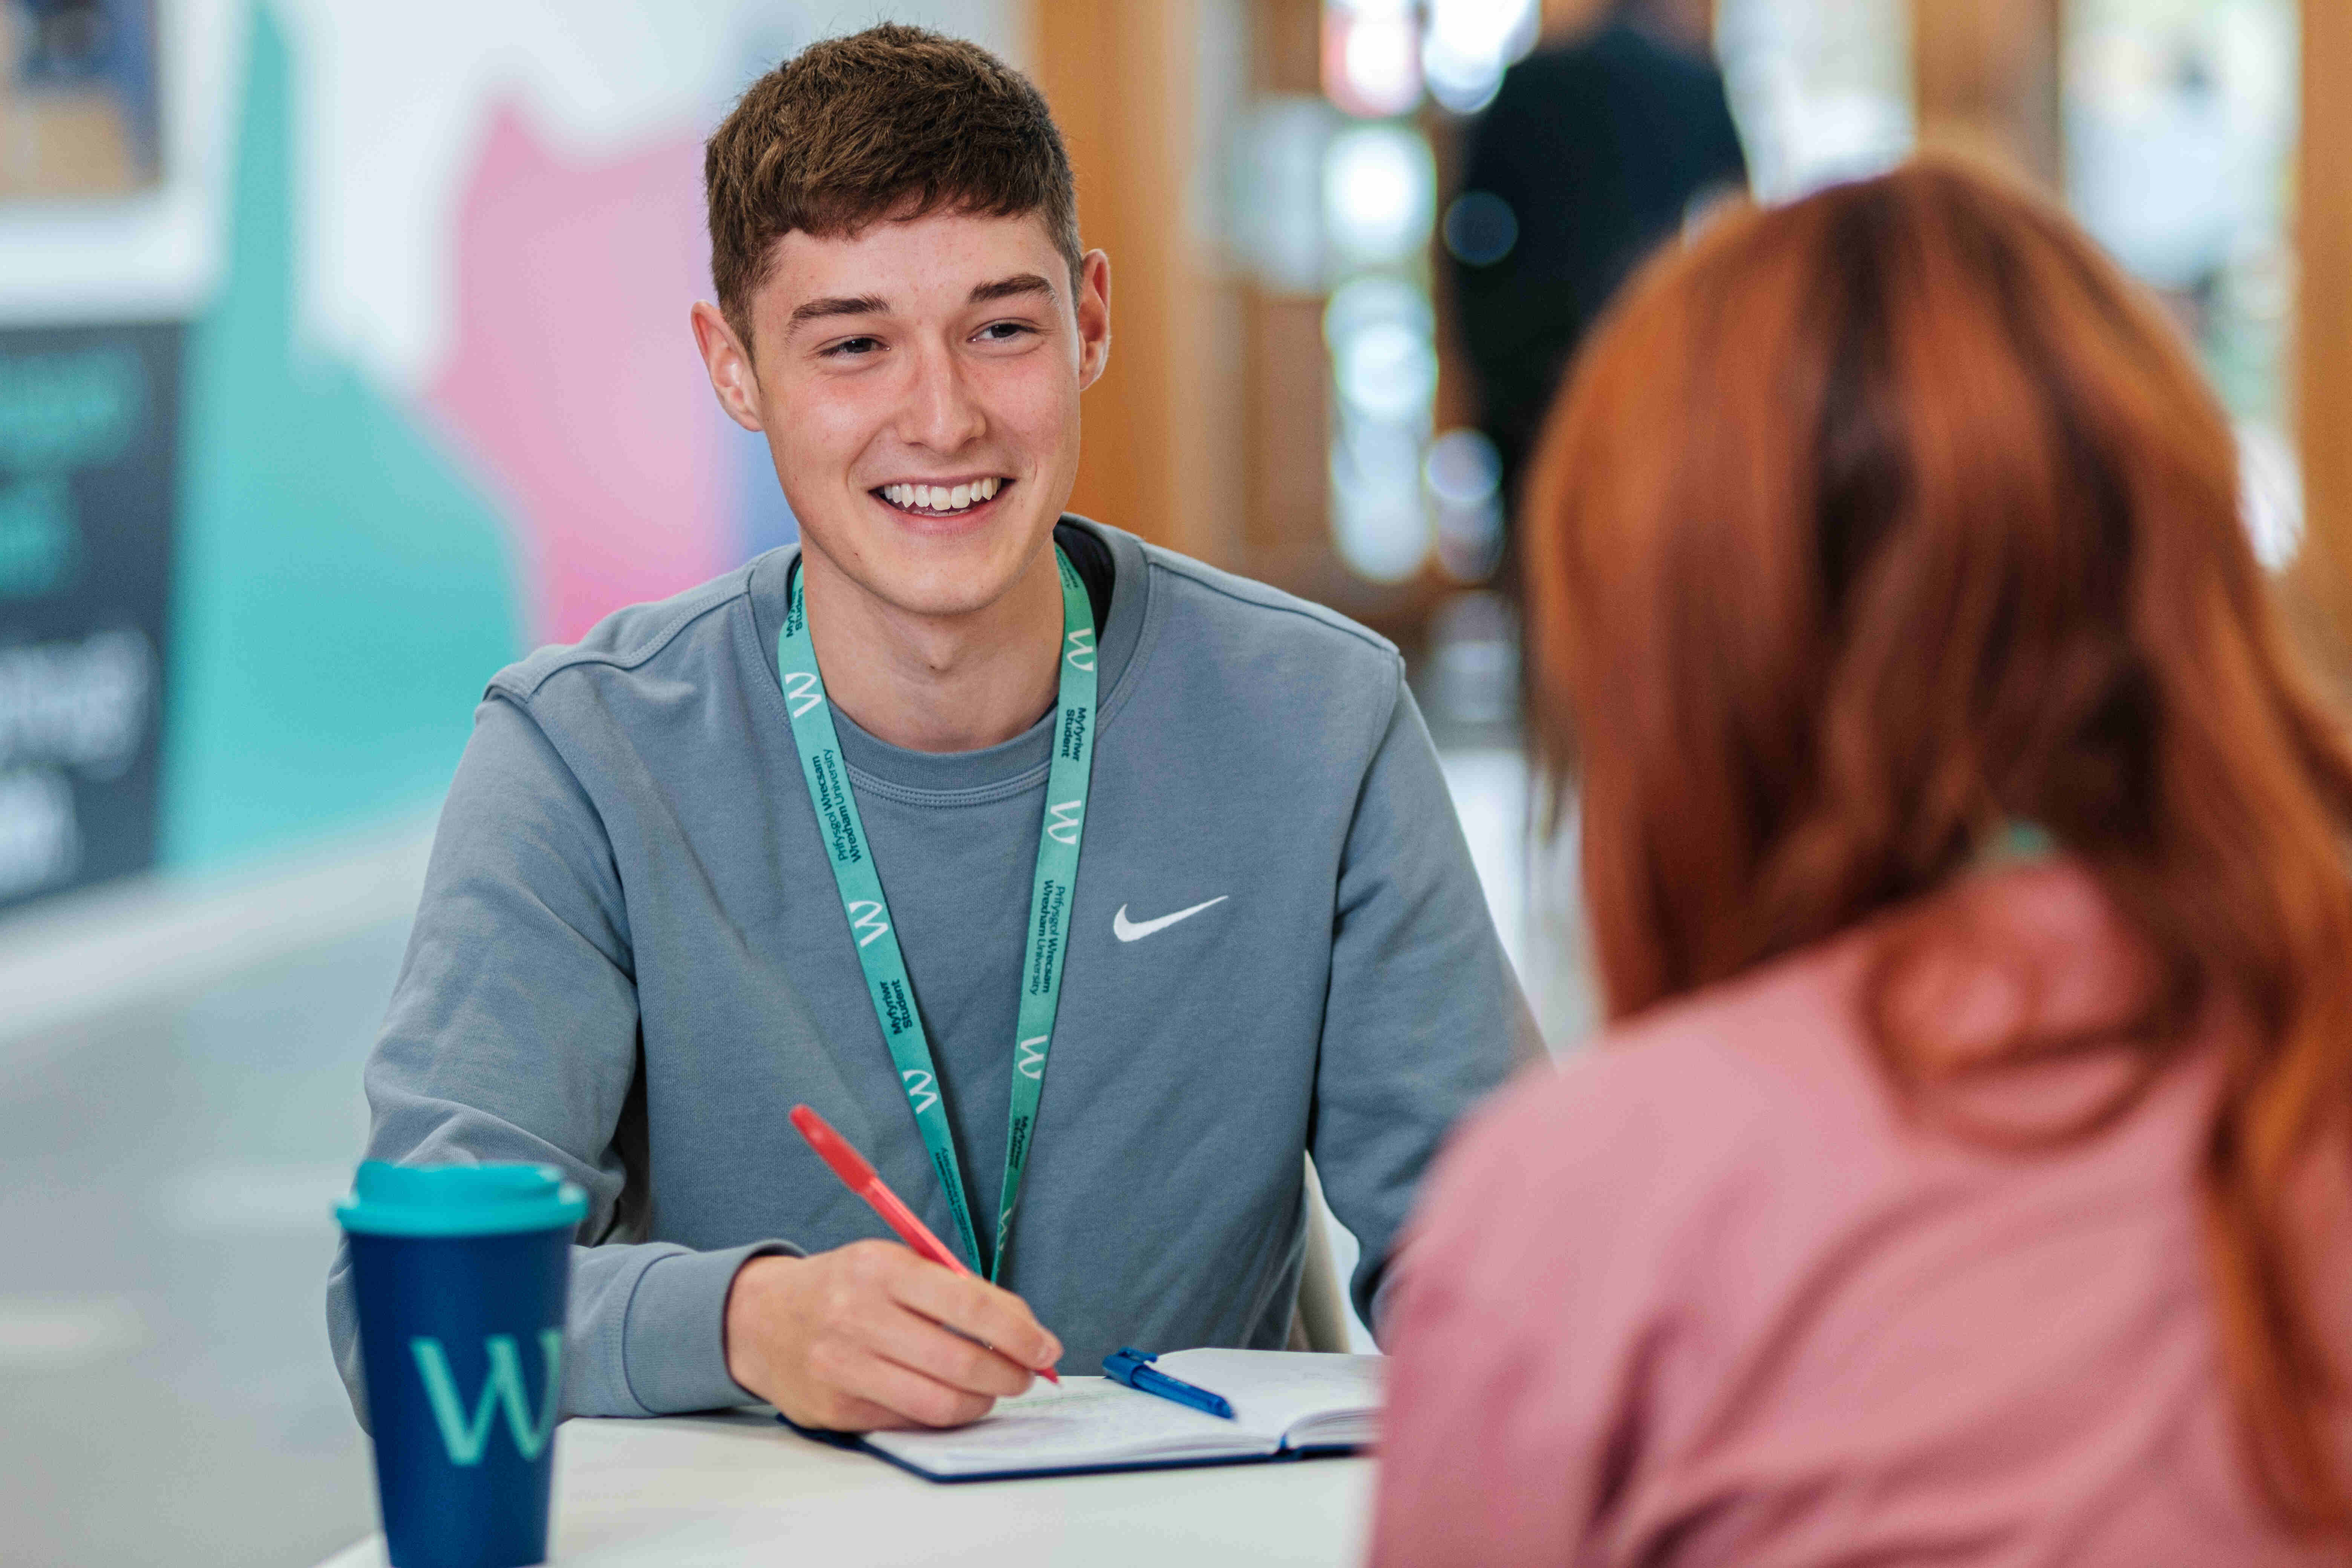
[328,24,1536,1435]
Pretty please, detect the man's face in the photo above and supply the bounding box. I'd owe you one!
[698,210,1110,620]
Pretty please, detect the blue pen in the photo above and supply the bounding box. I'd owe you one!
[1102,1347,1235,1419]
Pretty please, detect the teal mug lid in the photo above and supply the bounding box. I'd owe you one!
[335,1160,588,1238]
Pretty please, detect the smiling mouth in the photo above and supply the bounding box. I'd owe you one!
[873,477,1011,518]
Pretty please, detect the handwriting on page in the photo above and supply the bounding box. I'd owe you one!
[863,1377,1278,1475]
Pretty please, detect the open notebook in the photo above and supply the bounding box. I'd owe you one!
[817,1350,1383,1483]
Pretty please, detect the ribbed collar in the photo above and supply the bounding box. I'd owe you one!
[746,517,1148,801]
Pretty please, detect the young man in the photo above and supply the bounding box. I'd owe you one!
[328,24,1536,1434]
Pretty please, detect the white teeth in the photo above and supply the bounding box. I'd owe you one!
[882,479,1004,512]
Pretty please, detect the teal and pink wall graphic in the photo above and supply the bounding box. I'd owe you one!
[428,105,792,646]
[165,7,793,868]
[166,9,521,868]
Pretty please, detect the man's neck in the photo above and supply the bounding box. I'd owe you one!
[799,541,1064,754]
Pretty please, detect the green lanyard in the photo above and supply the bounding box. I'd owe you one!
[776,546,1098,1280]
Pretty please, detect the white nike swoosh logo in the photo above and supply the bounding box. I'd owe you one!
[1112,896,1229,943]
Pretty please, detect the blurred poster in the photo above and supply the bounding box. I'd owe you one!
[0,323,177,909]
[0,0,159,198]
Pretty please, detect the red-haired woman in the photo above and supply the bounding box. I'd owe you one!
[1371,161,2352,1566]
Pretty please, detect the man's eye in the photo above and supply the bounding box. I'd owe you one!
[975,322,1035,343]
[824,337,881,358]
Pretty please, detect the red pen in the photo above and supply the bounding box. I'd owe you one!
[789,1104,1060,1383]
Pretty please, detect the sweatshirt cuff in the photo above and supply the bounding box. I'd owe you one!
[620,1239,799,1414]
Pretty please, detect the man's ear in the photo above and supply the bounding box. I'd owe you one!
[691,301,766,432]
[1075,249,1112,392]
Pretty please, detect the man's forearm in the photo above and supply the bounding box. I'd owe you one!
[328,1234,799,1426]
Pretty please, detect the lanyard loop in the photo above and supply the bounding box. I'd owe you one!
[777,546,1098,1280]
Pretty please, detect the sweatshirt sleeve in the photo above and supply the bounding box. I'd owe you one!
[325,693,796,1427]
[1310,666,1544,1333]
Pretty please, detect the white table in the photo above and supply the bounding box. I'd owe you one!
[316,1409,1374,1567]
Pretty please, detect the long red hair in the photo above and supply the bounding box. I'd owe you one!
[1523,159,2352,1531]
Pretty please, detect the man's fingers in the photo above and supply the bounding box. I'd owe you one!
[797,1387,903,1433]
[836,1347,1000,1430]
[851,1299,1037,1398]
[747,1242,1060,1434]
[885,1258,1063,1372]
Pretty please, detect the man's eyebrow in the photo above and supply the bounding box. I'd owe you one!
[968,273,1057,307]
[787,294,890,331]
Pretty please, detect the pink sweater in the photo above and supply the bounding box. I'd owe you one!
[1372,865,2349,1567]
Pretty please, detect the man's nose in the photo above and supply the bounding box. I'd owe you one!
[899,343,987,452]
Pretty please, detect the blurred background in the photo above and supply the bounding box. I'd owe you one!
[2,0,2345,1562]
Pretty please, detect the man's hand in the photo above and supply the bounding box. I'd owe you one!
[723,1242,1064,1430]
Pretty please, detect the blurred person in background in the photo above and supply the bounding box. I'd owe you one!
[1372,162,2352,1564]
[1445,0,1745,567]
[328,24,1533,1438]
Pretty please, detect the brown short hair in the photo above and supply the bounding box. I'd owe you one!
[704,24,1081,351]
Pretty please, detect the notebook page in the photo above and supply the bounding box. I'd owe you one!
[1149,1350,1384,1449]
[862,1377,1280,1477]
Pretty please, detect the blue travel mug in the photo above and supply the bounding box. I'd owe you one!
[337,1162,587,1568]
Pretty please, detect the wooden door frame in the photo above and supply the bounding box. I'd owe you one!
[2295,0,2352,658]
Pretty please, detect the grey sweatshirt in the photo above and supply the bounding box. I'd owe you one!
[328,519,1538,1422]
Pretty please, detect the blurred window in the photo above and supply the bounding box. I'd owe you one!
[1424,0,1540,114]
[1313,1,1449,583]
[1716,0,1914,201]
[1325,0,1425,119]
[2065,0,2300,568]
[1325,123,1438,268]
[1307,1,1545,584]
